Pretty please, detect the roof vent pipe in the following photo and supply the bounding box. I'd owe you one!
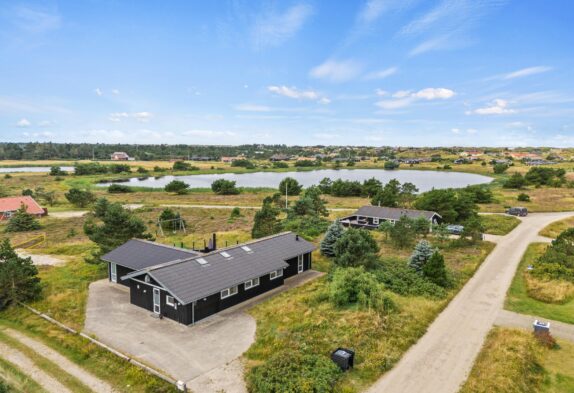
[295,234,299,241]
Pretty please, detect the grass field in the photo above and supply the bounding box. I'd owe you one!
[505,243,574,324]
[461,327,574,393]
[245,238,495,392]
[539,216,574,238]
[480,214,521,235]
[0,356,46,393]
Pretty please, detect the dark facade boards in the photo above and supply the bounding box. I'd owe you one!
[340,205,442,230]
[102,233,315,325]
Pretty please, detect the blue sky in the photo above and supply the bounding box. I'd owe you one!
[1,0,573,147]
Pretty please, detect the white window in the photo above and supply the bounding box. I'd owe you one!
[270,269,283,280]
[373,217,379,225]
[110,263,117,283]
[221,286,238,299]
[297,255,304,273]
[166,295,176,307]
[244,277,260,290]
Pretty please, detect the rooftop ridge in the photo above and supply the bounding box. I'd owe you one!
[132,238,201,255]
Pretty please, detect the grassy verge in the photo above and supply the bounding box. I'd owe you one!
[0,311,176,393]
[539,216,574,238]
[480,214,521,235]
[0,356,46,393]
[505,243,574,324]
[245,239,495,392]
[0,330,92,393]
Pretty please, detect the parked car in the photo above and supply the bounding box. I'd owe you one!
[506,207,528,217]
[446,224,464,235]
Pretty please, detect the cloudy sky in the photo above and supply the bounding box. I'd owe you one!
[1,0,573,147]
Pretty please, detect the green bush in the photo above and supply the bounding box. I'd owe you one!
[375,258,447,298]
[517,193,531,202]
[384,160,400,170]
[230,207,242,219]
[503,172,526,189]
[533,228,574,282]
[231,159,255,169]
[107,184,133,193]
[320,220,345,257]
[247,349,341,393]
[49,166,67,176]
[493,163,509,174]
[272,161,289,168]
[211,179,240,195]
[334,228,379,268]
[164,180,190,194]
[5,205,41,232]
[422,251,449,287]
[278,177,302,196]
[65,188,96,207]
[294,159,317,167]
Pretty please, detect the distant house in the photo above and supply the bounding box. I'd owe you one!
[270,154,291,162]
[102,232,315,325]
[339,205,441,230]
[460,150,483,158]
[507,152,542,160]
[0,196,47,220]
[221,156,242,163]
[111,152,131,161]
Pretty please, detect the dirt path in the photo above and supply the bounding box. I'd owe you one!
[16,250,65,266]
[3,328,115,393]
[495,309,574,342]
[365,212,574,393]
[49,210,88,219]
[0,341,72,393]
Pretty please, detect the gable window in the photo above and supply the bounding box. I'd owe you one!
[270,269,283,280]
[221,286,238,299]
[166,295,176,307]
[244,277,260,290]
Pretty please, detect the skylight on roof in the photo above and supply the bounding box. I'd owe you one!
[241,245,252,252]
[196,258,208,265]
[220,251,231,258]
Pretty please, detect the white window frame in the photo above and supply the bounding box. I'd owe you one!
[152,288,161,314]
[110,263,117,283]
[297,255,304,273]
[166,295,176,307]
[270,269,283,280]
[244,277,260,290]
[373,217,380,225]
[221,286,238,299]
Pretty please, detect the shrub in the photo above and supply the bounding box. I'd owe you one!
[375,258,447,298]
[329,267,396,314]
[517,193,531,202]
[272,161,289,169]
[503,172,526,189]
[158,208,186,230]
[493,163,509,174]
[172,161,192,171]
[389,216,417,248]
[414,188,477,223]
[294,159,317,167]
[137,166,149,174]
[231,159,255,169]
[278,177,302,196]
[5,205,42,232]
[334,228,379,268]
[252,200,281,239]
[21,188,34,196]
[533,330,558,349]
[408,240,434,273]
[384,160,400,170]
[330,179,362,197]
[532,228,574,282]
[320,220,345,257]
[247,349,341,393]
[0,239,42,310]
[525,167,565,187]
[422,251,449,287]
[230,207,242,219]
[211,179,240,195]
[109,164,131,174]
[49,166,67,176]
[463,185,493,204]
[164,180,190,194]
[153,166,167,172]
[108,184,133,193]
[282,216,330,240]
[74,162,109,175]
[65,188,96,207]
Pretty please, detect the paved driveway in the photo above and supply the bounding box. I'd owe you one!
[366,212,574,393]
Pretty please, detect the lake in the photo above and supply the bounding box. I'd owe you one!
[97,169,492,192]
[0,166,75,173]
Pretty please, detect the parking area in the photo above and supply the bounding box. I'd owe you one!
[83,270,322,389]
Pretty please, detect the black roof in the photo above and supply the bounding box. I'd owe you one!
[123,232,316,305]
[101,239,201,270]
[344,205,441,221]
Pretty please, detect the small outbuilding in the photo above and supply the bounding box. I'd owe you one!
[339,205,442,230]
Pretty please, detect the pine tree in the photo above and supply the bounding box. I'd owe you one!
[320,220,345,257]
[0,239,42,310]
[251,200,281,239]
[423,251,449,287]
[5,204,41,232]
[408,240,434,273]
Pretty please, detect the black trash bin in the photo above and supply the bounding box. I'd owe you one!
[331,348,355,370]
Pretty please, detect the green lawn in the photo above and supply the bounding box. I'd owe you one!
[539,216,574,238]
[505,243,574,324]
[480,214,521,236]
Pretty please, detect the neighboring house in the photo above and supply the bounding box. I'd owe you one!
[0,196,47,220]
[111,152,132,161]
[460,150,483,158]
[221,156,242,163]
[339,205,442,230]
[269,154,291,161]
[102,232,315,325]
[506,152,542,160]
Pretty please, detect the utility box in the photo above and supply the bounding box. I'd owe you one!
[533,320,550,333]
[331,348,355,371]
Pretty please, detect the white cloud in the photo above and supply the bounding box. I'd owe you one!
[466,128,478,134]
[364,66,398,80]
[111,89,120,95]
[268,86,329,104]
[375,89,388,97]
[467,99,516,115]
[183,130,237,138]
[16,118,31,127]
[309,59,363,83]
[377,88,455,110]
[235,104,272,112]
[451,128,460,134]
[108,112,152,122]
[22,131,54,138]
[94,88,103,96]
[503,66,553,80]
[358,0,415,24]
[252,4,313,48]
[12,5,61,33]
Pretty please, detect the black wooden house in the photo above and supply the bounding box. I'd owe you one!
[101,232,315,325]
[339,205,442,230]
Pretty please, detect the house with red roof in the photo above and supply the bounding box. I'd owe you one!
[0,196,47,221]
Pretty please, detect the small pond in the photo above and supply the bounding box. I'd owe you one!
[97,169,492,192]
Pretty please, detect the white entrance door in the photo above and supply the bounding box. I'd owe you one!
[153,288,161,314]
[297,255,304,273]
[110,263,117,283]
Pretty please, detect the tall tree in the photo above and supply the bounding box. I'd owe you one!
[371,179,401,207]
[5,204,41,232]
[0,239,42,310]
[320,220,345,257]
[408,240,434,273]
[334,228,379,268]
[251,199,281,239]
[84,202,153,263]
[423,251,449,287]
[278,177,302,196]
[390,216,416,248]
[65,188,96,208]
